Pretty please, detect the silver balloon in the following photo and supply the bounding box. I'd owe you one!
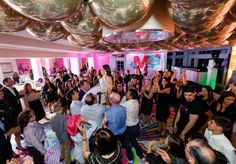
[61,4,101,35]
[27,21,67,41]
[170,0,233,33]
[3,0,83,22]
[67,33,101,47]
[89,0,155,28]
[0,1,29,32]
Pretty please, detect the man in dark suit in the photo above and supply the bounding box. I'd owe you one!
[2,77,26,151]
[78,80,90,101]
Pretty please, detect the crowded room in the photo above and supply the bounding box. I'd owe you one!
[0,0,236,164]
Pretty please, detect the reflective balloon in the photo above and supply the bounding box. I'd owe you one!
[27,21,67,41]
[67,33,101,47]
[0,1,29,32]
[3,0,83,22]
[170,0,233,33]
[90,0,155,28]
[61,4,101,35]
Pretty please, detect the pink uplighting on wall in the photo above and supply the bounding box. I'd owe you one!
[16,59,32,75]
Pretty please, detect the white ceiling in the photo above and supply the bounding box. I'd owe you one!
[0,31,103,58]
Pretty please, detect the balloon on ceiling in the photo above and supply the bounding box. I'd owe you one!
[1,0,236,52]
[26,21,68,41]
[0,1,29,32]
[3,0,83,22]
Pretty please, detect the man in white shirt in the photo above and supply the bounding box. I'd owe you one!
[204,116,236,164]
[70,90,83,115]
[120,88,145,164]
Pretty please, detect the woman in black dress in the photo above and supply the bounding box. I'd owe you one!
[140,79,154,126]
[57,81,67,114]
[155,77,171,136]
[23,83,47,121]
[42,78,57,113]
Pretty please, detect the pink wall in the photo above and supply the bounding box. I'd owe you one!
[16,59,32,75]
[93,54,111,70]
[53,58,64,70]
[15,53,111,75]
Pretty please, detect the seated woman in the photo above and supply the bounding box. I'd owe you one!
[147,134,186,164]
[80,128,122,164]
[82,65,113,104]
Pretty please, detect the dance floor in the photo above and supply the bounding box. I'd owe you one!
[11,107,175,164]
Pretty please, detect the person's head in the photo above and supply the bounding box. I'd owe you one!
[125,69,130,75]
[164,69,172,78]
[183,84,197,102]
[57,81,65,90]
[199,86,213,100]
[44,77,49,83]
[80,80,90,91]
[0,90,4,100]
[3,77,13,87]
[101,64,111,77]
[85,93,97,106]
[126,88,139,100]
[116,82,123,93]
[188,133,208,144]
[144,79,152,87]
[24,83,33,94]
[165,134,185,158]
[57,71,62,78]
[157,70,164,78]
[185,139,216,164]
[95,128,118,155]
[207,116,232,134]
[65,80,73,89]
[136,68,141,75]
[18,109,36,129]
[218,91,235,107]
[109,92,120,105]
[73,75,79,81]
[71,90,79,100]
[161,77,169,86]
[51,102,62,113]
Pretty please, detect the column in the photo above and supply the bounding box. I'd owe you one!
[87,57,94,69]
[30,58,43,81]
[63,57,71,70]
[70,57,80,76]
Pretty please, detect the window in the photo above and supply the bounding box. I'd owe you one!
[175,58,183,67]
[116,61,124,70]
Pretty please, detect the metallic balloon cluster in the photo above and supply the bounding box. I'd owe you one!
[1,0,236,52]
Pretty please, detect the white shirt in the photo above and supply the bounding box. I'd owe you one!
[70,100,83,116]
[120,99,139,126]
[204,128,236,164]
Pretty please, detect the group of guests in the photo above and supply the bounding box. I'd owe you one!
[0,64,236,164]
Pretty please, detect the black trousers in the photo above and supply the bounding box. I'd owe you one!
[123,124,144,161]
[28,146,44,164]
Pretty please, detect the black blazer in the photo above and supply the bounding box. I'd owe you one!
[2,87,23,115]
[78,89,86,101]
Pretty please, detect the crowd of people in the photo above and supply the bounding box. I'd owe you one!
[0,64,236,164]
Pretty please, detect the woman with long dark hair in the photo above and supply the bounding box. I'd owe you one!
[23,83,47,121]
[42,78,57,113]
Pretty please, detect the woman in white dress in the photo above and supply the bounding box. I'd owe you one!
[82,65,113,103]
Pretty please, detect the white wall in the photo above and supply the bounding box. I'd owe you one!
[0,59,18,84]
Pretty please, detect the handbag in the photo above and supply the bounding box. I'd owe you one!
[66,114,82,136]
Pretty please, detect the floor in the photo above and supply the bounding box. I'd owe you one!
[11,107,175,164]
